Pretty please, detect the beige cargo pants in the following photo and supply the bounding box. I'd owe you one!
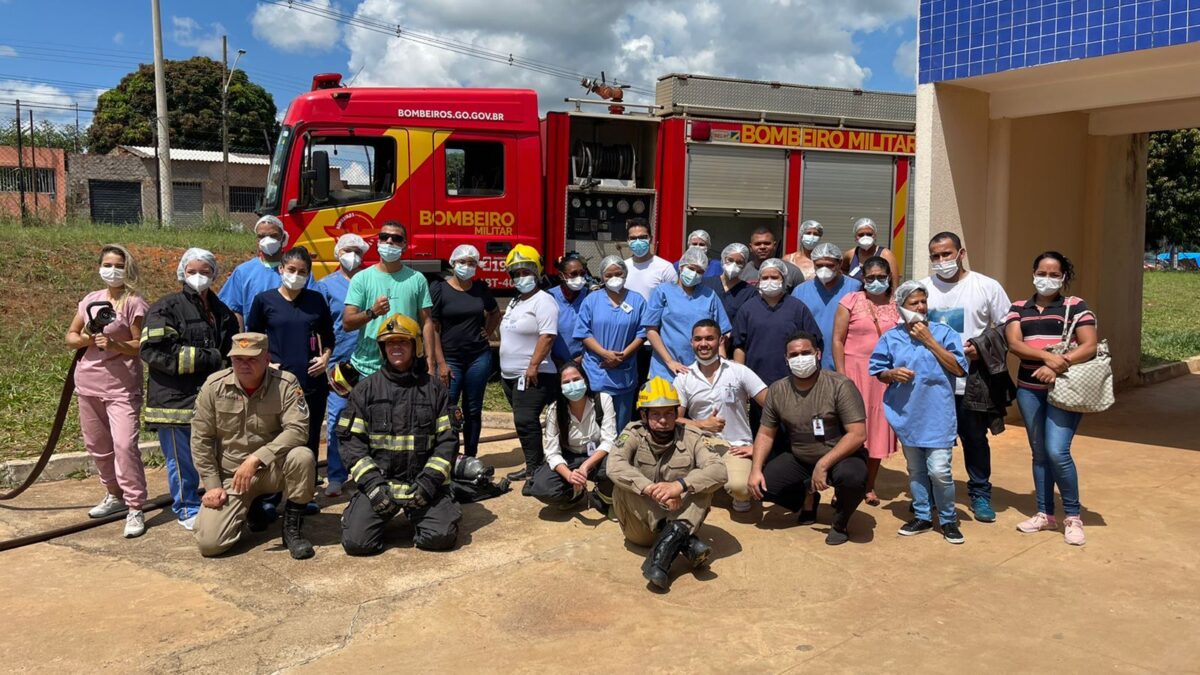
[612,487,713,547]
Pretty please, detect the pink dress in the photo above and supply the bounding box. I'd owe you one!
[838,292,899,459]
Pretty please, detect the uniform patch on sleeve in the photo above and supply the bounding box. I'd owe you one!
[297,397,308,416]
[616,432,630,447]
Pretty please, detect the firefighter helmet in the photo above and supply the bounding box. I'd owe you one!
[504,244,543,275]
[329,361,360,397]
[376,313,424,358]
[636,377,681,409]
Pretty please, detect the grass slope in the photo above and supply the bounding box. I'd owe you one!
[1141,271,1200,367]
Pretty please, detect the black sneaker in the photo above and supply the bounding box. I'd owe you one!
[898,518,934,536]
[825,527,850,546]
[797,492,822,525]
[941,521,965,544]
[505,467,531,482]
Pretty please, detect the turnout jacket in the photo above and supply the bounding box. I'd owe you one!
[338,365,456,503]
[140,287,239,427]
[607,422,728,495]
[190,367,309,491]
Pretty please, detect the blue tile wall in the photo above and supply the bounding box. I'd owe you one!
[919,0,1200,84]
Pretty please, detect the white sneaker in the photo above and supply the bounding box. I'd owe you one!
[88,494,127,519]
[178,514,198,531]
[324,480,343,497]
[731,499,752,513]
[123,510,146,538]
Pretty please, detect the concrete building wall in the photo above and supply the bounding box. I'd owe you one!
[66,153,153,221]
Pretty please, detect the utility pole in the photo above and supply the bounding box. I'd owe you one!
[14,99,26,222]
[222,37,246,218]
[151,0,173,225]
[29,109,39,213]
[74,102,80,153]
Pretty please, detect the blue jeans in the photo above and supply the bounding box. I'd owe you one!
[447,349,493,457]
[608,389,637,436]
[157,425,200,520]
[325,391,349,484]
[1016,388,1083,517]
[903,445,957,525]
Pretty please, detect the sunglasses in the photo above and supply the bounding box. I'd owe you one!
[377,232,406,244]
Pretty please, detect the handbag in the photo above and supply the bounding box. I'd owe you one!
[1046,299,1114,413]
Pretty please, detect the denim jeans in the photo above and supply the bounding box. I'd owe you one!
[157,425,201,521]
[903,445,957,525]
[608,389,637,436]
[1016,388,1083,517]
[501,375,559,472]
[955,395,993,501]
[324,391,349,484]
[447,349,493,457]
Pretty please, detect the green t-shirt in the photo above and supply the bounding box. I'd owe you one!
[344,264,432,375]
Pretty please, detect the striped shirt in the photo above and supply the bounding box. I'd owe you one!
[1004,295,1096,390]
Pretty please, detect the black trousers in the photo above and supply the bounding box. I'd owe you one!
[340,491,462,555]
[522,452,612,506]
[501,376,559,472]
[761,451,868,530]
[636,346,652,388]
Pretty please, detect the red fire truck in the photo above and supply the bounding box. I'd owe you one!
[259,72,916,286]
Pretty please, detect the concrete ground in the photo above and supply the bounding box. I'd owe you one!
[1,376,1198,674]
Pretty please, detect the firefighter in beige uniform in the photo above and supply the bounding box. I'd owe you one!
[607,377,728,590]
[191,333,317,560]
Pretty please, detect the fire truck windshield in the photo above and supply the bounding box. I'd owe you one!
[260,125,292,214]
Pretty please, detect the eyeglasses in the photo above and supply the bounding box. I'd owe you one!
[378,232,406,244]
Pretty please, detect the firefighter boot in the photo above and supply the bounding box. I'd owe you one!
[681,534,712,569]
[641,520,691,591]
[282,501,315,560]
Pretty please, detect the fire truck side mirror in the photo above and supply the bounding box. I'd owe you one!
[310,150,330,205]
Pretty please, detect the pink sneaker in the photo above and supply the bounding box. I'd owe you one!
[1063,516,1085,546]
[1016,512,1057,533]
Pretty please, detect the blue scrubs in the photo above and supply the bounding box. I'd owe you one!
[574,289,646,433]
[218,256,315,318]
[701,275,758,327]
[642,283,731,381]
[732,295,821,387]
[548,285,588,364]
[791,275,862,370]
[868,322,967,448]
[316,270,358,484]
[674,258,723,279]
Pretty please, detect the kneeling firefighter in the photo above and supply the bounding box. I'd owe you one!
[338,314,462,555]
[607,377,729,591]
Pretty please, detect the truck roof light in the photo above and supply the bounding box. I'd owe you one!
[312,73,343,91]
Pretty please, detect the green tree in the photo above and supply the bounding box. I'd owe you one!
[1146,128,1200,249]
[0,118,87,152]
[87,56,278,155]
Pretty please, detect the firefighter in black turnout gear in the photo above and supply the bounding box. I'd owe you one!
[339,314,462,554]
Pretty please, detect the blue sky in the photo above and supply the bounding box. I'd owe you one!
[0,0,918,128]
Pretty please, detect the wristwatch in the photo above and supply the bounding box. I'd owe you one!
[677,477,690,494]
[364,308,376,320]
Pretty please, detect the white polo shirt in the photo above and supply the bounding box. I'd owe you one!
[674,359,767,447]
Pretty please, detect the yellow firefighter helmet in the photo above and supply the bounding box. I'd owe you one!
[636,377,681,409]
[504,244,543,275]
[375,313,424,358]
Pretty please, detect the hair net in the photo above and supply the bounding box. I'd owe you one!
[177,247,218,281]
[853,217,877,235]
[255,215,288,246]
[721,242,750,263]
[893,280,927,312]
[679,246,709,269]
[758,257,788,276]
[811,242,842,262]
[449,244,480,264]
[686,229,711,248]
[800,219,824,235]
[335,233,369,254]
[599,255,627,277]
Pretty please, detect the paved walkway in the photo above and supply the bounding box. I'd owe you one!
[2,376,1198,673]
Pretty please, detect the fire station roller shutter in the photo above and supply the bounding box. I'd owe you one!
[88,180,142,225]
[173,182,204,225]
[800,151,894,256]
[687,145,786,213]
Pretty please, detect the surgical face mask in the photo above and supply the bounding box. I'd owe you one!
[689,244,707,254]
[899,307,927,325]
[864,279,889,296]
[1034,275,1063,296]
[801,234,820,249]
[815,266,837,284]
[565,276,587,292]
[723,262,743,278]
[99,266,125,287]
[759,279,784,297]
[696,353,720,366]
[788,353,818,378]
[258,236,282,256]
[605,276,625,292]
[454,263,477,281]
[377,243,404,263]
[282,271,306,291]
[339,252,362,272]
[184,273,211,293]
[932,257,960,280]
[680,267,701,287]
[628,238,651,257]
[857,235,875,249]
[514,275,538,294]
[562,380,588,401]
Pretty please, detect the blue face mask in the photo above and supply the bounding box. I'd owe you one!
[864,279,889,296]
[628,239,651,257]
[454,263,476,280]
[514,275,538,294]
[680,267,701,287]
[378,243,404,262]
[562,380,588,401]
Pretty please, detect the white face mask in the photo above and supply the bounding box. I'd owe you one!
[1033,275,1063,296]
[723,262,743,278]
[258,236,282,256]
[605,276,625,292]
[696,353,720,366]
[801,234,820,250]
[932,257,960,280]
[514,275,538,294]
[281,271,306,291]
[857,235,875,249]
[899,307,927,325]
[788,353,818,378]
[185,273,212,293]
[339,251,362,272]
[377,243,404,263]
[99,266,125,287]
[815,266,836,284]
[565,276,587,292]
[759,279,784,297]
[454,263,477,281]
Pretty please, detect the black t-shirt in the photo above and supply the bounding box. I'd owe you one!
[430,278,498,360]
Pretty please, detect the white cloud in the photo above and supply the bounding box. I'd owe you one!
[112,32,125,45]
[252,0,342,52]
[171,16,226,58]
[0,80,101,124]
[893,37,917,83]
[0,45,16,57]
